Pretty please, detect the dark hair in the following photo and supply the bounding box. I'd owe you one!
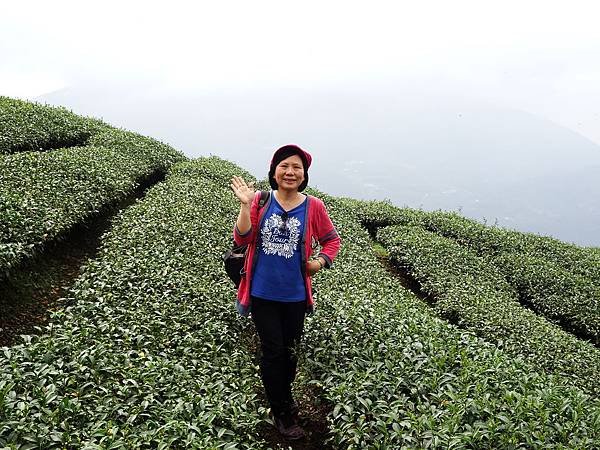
[268,147,309,191]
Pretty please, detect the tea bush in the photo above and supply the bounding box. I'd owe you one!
[0,132,185,276]
[0,158,267,448]
[354,200,600,346]
[494,252,600,346]
[0,96,97,154]
[420,211,600,289]
[376,224,600,397]
[297,194,600,448]
[354,200,600,287]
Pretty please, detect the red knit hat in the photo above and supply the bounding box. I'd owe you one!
[270,144,312,169]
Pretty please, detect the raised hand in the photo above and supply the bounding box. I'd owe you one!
[230,176,255,205]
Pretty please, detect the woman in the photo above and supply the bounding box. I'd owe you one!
[230,144,341,440]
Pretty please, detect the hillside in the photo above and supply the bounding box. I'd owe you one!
[1,97,600,449]
[38,85,600,246]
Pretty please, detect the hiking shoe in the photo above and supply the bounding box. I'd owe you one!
[289,400,300,422]
[273,412,306,440]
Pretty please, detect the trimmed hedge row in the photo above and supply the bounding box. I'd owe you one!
[0,97,98,154]
[421,211,600,289]
[376,224,600,396]
[355,200,600,287]
[354,200,600,346]
[351,199,428,230]
[0,158,268,448]
[0,129,185,276]
[3,152,600,448]
[494,252,600,346]
[296,194,600,448]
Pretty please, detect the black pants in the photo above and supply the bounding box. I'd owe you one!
[251,296,306,417]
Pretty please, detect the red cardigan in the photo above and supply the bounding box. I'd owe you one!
[233,191,341,316]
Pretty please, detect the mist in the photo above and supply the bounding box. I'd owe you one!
[38,82,600,246]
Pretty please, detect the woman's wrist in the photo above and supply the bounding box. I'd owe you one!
[310,257,324,273]
[316,258,324,270]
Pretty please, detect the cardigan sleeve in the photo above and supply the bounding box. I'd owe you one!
[314,198,341,268]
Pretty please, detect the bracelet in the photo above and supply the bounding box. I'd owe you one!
[316,258,324,270]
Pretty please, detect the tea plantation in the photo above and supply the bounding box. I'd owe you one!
[1,98,600,449]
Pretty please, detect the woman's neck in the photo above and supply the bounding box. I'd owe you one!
[275,189,303,205]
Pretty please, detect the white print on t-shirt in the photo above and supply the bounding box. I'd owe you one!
[261,213,301,259]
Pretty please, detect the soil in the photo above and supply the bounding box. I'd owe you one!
[0,170,166,347]
[257,391,333,450]
[372,247,434,305]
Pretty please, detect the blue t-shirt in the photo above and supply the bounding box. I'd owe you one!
[251,193,307,302]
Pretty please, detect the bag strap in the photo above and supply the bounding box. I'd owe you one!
[258,190,270,209]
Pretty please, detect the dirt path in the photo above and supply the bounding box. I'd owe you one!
[0,171,166,347]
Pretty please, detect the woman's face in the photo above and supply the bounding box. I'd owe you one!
[274,154,305,192]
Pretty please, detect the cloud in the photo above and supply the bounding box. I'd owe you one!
[3,0,600,142]
[4,0,599,91]
[0,71,67,99]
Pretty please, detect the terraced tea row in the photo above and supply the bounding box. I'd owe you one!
[357,200,600,286]
[495,252,600,345]
[0,97,97,154]
[356,201,600,347]
[376,224,600,396]
[0,127,185,277]
[0,159,268,448]
[299,195,600,448]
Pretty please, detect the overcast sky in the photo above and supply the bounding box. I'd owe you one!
[2,1,600,245]
[2,0,600,146]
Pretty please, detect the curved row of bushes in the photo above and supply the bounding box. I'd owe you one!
[420,211,600,298]
[0,128,185,277]
[356,200,600,286]
[494,252,599,346]
[376,224,600,397]
[3,153,600,448]
[299,195,600,448]
[0,97,97,154]
[355,200,600,347]
[0,159,268,448]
